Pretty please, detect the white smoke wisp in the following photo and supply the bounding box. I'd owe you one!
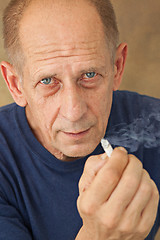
[106,113,160,153]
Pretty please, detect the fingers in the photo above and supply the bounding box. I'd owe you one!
[137,180,159,237]
[77,148,159,240]
[78,154,107,194]
[126,170,153,217]
[99,155,143,222]
[87,147,128,204]
[117,170,153,232]
[78,147,129,214]
[117,170,159,237]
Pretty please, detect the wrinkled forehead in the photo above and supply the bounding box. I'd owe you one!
[19,0,108,59]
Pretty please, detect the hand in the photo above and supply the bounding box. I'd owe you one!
[76,147,159,240]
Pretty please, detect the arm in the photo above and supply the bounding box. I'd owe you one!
[76,147,159,240]
[0,192,32,240]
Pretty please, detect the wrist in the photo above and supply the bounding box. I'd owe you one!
[75,226,95,240]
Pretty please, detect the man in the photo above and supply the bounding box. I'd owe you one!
[0,0,159,239]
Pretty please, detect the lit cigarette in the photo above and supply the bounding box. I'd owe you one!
[101,138,113,157]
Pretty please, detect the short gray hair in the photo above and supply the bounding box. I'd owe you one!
[3,0,119,75]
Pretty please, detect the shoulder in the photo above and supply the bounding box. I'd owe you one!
[110,90,160,125]
[113,90,160,103]
[0,104,28,202]
[0,103,18,125]
[0,103,26,167]
[0,102,17,113]
[113,90,160,114]
[0,102,25,131]
[107,91,160,153]
[107,91,160,194]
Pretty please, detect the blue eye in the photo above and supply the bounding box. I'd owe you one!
[41,78,52,85]
[85,72,96,78]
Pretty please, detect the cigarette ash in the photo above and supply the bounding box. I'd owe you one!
[106,112,160,153]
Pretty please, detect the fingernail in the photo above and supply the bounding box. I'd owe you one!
[117,147,128,153]
[100,153,108,160]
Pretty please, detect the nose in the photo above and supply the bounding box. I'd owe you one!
[60,84,87,122]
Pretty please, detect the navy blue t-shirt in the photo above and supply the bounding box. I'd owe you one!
[0,91,159,240]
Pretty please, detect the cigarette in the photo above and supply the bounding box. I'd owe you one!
[101,138,113,157]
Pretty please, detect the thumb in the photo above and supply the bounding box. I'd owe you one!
[79,153,108,194]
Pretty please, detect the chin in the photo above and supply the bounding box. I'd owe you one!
[62,143,97,159]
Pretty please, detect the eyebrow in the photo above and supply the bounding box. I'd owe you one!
[80,67,97,74]
[32,64,107,83]
[33,73,57,83]
[79,65,107,74]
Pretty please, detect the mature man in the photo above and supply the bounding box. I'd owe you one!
[0,0,159,239]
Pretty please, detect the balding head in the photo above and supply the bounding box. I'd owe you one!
[1,0,128,161]
[3,0,119,76]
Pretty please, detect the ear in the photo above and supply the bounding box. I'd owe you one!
[0,61,27,107]
[113,43,128,91]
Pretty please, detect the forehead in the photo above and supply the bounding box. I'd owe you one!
[19,0,110,72]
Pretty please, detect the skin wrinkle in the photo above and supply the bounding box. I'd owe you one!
[35,53,98,63]
[31,57,102,81]
[7,0,120,161]
[28,45,108,86]
[32,55,99,67]
[25,41,101,64]
[32,41,99,55]
[30,63,109,91]
[25,42,105,84]
[29,47,98,59]
[37,53,95,62]
[3,0,119,76]
[3,2,159,239]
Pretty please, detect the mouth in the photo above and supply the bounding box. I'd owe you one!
[62,128,91,140]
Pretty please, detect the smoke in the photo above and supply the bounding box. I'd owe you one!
[106,112,160,152]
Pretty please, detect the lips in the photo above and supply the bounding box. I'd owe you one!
[62,128,90,139]
[64,129,89,134]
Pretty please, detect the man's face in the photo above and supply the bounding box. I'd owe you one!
[19,0,117,161]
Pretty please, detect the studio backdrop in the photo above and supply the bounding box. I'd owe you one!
[0,0,160,107]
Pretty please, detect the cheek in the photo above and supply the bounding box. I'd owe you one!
[27,94,60,131]
[92,82,113,111]
[92,83,113,128]
[39,101,60,130]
